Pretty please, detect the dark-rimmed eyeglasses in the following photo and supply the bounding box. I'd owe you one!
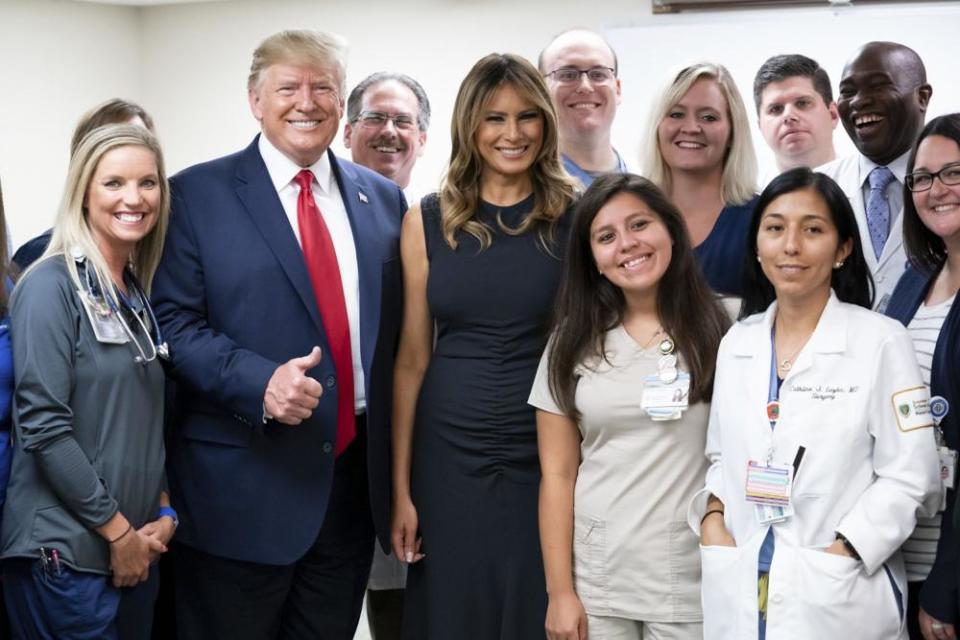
[906,163,960,192]
[353,110,417,131]
[544,66,616,85]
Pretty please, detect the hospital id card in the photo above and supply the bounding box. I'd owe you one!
[641,372,689,421]
[756,502,794,525]
[77,289,127,344]
[940,447,957,490]
[745,460,793,507]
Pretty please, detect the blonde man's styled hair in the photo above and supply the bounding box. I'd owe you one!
[642,62,757,206]
[440,53,578,250]
[30,124,170,307]
[248,30,348,95]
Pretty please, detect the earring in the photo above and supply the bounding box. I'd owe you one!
[756,256,761,263]
[834,260,844,269]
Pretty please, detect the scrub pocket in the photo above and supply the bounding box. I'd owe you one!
[4,557,119,638]
[699,544,740,640]
[798,547,902,638]
[573,512,608,612]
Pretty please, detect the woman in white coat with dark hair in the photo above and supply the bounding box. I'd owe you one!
[691,167,941,640]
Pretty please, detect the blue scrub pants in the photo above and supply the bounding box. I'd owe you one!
[3,557,158,640]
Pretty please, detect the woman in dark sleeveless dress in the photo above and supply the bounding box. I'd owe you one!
[391,53,577,639]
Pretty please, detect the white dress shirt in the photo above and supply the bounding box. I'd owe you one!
[258,135,366,412]
[858,151,908,227]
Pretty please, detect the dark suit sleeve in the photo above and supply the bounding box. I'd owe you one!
[152,183,278,426]
[919,488,958,623]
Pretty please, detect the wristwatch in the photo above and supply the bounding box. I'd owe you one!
[835,532,861,561]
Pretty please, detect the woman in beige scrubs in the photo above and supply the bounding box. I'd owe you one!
[531,173,730,640]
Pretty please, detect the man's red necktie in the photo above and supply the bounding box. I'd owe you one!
[294,169,355,456]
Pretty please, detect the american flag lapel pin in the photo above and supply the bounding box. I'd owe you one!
[358,191,369,204]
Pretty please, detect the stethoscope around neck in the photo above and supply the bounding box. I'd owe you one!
[74,249,169,365]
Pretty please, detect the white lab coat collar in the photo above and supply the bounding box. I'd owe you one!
[728,292,848,378]
[257,134,336,196]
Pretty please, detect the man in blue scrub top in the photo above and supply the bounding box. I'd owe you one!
[539,29,628,187]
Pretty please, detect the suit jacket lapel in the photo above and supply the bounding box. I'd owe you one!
[233,137,326,336]
[842,161,879,273]
[329,151,378,380]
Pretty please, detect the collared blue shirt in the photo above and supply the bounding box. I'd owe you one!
[562,150,628,188]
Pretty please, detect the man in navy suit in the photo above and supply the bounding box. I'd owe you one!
[152,30,405,639]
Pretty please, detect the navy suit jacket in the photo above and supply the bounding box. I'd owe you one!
[152,136,405,565]
[887,265,960,624]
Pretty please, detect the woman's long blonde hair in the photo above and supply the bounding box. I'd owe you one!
[29,124,170,306]
[439,53,577,250]
[642,62,757,205]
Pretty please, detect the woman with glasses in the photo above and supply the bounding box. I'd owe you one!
[643,62,758,297]
[391,53,577,639]
[886,114,960,640]
[1,124,172,640]
[531,173,729,640]
[693,167,939,639]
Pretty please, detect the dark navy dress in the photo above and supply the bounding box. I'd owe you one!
[693,197,758,297]
[403,193,567,640]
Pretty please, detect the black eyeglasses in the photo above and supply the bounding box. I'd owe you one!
[353,110,417,131]
[544,66,616,85]
[906,163,960,192]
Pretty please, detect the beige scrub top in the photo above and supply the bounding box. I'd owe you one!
[530,325,709,622]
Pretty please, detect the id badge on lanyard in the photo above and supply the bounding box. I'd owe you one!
[931,395,955,509]
[746,329,799,525]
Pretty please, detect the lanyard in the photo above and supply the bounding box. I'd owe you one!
[766,328,781,429]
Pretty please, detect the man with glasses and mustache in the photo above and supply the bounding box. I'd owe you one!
[345,72,430,197]
[818,41,933,311]
[539,29,627,187]
[344,71,431,640]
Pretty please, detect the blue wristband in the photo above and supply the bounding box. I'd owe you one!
[158,505,179,528]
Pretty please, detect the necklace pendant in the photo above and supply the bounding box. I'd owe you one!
[780,359,792,372]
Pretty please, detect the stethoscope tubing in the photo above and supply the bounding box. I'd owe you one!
[80,259,168,365]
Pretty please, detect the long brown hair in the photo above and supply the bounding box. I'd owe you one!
[439,53,577,250]
[902,114,960,273]
[548,173,729,420]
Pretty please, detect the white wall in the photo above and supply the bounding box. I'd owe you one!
[0,0,141,246]
[2,0,959,251]
[608,2,960,180]
[138,0,649,199]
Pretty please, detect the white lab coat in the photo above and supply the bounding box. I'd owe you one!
[689,293,940,640]
[817,155,909,310]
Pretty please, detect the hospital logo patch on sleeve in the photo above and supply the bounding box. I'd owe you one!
[892,386,935,432]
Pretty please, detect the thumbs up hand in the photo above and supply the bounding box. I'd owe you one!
[264,346,324,425]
